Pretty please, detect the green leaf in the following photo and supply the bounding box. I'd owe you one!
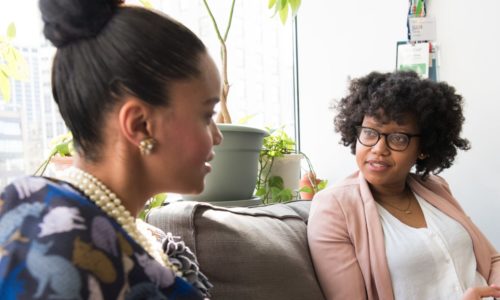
[237,113,257,124]
[0,70,11,101]
[268,0,277,9]
[261,128,295,158]
[138,210,147,220]
[150,193,167,208]
[279,4,289,24]
[299,186,313,193]
[280,0,287,9]
[278,188,293,201]
[255,187,267,196]
[415,0,424,15]
[5,47,29,80]
[6,23,16,40]
[268,176,284,189]
[138,193,167,220]
[318,180,328,191]
[50,132,74,157]
[139,0,153,8]
[0,63,11,77]
[288,0,301,16]
[55,142,70,156]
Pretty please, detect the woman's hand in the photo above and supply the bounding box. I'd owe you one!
[462,284,500,299]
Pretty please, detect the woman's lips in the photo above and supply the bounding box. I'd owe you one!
[366,160,390,171]
[204,162,212,173]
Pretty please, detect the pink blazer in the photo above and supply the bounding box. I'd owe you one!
[308,171,500,300]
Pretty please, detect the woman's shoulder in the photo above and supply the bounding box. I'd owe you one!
[314,172,363,202]
[409,173,453,195]
[2,175,85,204]
[0,177,197,299]
[310,171,366,218]
[1,176,103,222]
[0,176,111,247]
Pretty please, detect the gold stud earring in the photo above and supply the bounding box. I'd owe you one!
[139,137,157,155]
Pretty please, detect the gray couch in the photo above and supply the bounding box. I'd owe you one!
[147,200,326,300]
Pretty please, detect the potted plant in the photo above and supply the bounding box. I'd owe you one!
[256,128,328,203]
[34,131,75,177]
[298,152,328,200]
[203,0,301,124]
[256,127,302,203]
[183,1,301,203]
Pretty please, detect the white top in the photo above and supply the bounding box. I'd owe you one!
[376,194,490,300]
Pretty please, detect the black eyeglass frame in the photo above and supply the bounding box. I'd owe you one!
[355,126,421,152]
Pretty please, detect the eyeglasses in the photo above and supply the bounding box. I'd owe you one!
[355,126,421,151]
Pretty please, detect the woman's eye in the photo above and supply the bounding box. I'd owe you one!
[389,134,408,145]
[205,111,216,123]
[363,129,378,138]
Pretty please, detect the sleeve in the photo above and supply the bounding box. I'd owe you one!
[488,248,500,285]
[307,191,367,300]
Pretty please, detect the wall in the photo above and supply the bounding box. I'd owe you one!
[298,0,500,248]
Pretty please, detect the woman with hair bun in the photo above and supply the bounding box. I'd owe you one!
[308,71,500,300]
[0,0,222,299]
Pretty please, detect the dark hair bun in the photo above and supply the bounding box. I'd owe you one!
[39,0,124,47]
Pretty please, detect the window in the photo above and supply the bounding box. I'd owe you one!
[0,0,296,189]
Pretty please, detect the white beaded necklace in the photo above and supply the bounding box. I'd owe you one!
[59,166,177,273]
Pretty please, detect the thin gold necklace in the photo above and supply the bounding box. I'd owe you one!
[58,167,178,273]
[377,189,413,214]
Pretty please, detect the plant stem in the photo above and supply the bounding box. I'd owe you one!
[203,0,234,123]
[223,0,236,42]
[202,0,224,44]
[33,149,57,176]
[259,156,275,203]
[300,151,319,192]
[219,42,231,123]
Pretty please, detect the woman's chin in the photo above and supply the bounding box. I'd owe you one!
[182,182,206,195]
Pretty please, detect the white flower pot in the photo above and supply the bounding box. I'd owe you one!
[262,153,303,191]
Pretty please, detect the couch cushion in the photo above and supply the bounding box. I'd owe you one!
[147,200,325,300]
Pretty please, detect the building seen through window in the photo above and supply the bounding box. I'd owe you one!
[0,0,295,189]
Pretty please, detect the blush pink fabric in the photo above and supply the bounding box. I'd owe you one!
[308,171,500,300]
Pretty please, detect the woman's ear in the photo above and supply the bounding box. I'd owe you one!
[418,153,429,160]
[118,97,153,148]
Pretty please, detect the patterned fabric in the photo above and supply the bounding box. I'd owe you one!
[0,176,206,300]
[162,233,213,296]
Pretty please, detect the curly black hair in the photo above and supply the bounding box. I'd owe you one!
[334,70,470,179]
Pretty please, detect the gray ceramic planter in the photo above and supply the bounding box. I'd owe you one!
[183,124,267,202]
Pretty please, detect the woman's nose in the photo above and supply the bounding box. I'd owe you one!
[370,135,390,154]
[211,121,223,146]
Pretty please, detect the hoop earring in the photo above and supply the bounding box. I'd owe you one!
[139,137,157,155]
[418,153,428,160]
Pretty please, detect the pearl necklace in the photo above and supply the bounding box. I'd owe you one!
[59,167,177,273]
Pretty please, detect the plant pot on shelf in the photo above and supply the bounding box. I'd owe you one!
[299,172,322,200]
[263,153,303,192]
[182,124,267,203]
[44,155,74,178]
[257,153,303,204]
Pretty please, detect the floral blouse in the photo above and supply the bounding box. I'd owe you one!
[0,176,208,299]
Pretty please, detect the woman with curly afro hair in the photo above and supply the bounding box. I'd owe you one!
[307,71,500,300]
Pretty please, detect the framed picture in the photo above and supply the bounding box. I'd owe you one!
[396,41,438,81]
